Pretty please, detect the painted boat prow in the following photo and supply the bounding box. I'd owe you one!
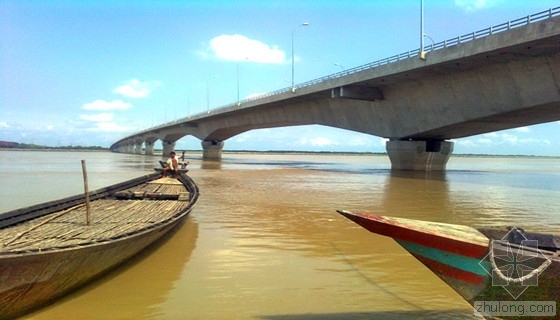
[337,210,489,258]
[336,210,560,308]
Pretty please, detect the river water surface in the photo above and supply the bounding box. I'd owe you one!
[0,151,558,319]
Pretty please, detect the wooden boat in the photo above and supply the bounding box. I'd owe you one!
[0,171,199,319]
[337,211,560,313]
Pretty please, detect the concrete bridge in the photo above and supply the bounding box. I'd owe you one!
[111,8,560,170]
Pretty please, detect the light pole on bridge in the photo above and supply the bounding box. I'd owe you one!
[420,0,425,59]
[291,22,309,92]
[206,75,217,113]
[237,63,240,106]
[420,0,435,58]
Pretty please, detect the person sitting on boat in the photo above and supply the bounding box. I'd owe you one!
[162,152,179,178]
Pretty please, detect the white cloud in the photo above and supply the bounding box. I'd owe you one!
[82,99,132,111]
[209,34,285,63]
[455,0,502,12]
[80,113,114,122]
[0,122,9,128]
[234,136,247,143]
[298,137,338,147]
[347,137,367,147]
[76,108,134,133]
[113,79,159,98]
[483,132,499,138]
[507,136,550,146]
[88,121,135,132]
[456,139,477,147]
[457,130,552,152]
[477,138,492,144]
[500,133,518,144]
[312,137,337,146]
[46,125,53,130]
[514,126,531,133]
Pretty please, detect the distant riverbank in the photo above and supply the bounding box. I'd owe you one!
[2,148,558,159]
[1,141,557,158]
[0,140,107,151]
[0,148,108,152]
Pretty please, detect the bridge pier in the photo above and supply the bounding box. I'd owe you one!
[162,140,176,157]
[113,145,126,153]
[202,140,224,160]
[386,140,453,171]
[145,141,155,155]
[134,142,143,154]
[126,144,134,154]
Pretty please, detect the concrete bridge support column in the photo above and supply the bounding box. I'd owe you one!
[145,141,155,155]
[202,140,224,160]
[126,144,134,154]
[113,146,125,153]
[134,142,143,154]
[386,140,453,171]
[162,140,176,157]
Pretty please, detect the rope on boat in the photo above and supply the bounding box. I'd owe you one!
[488,239,560,283]
[2,203,86,248]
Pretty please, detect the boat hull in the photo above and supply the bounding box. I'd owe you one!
[0,173,198,319]
[337,210,560,311]
[1,218,184,319]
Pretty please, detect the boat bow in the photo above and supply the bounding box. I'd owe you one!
[336,210,560,307]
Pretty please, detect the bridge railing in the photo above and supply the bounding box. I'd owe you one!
[135,7,560,136]
[206,7,559,114]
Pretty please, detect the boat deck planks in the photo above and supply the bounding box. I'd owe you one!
[0,179,189,254]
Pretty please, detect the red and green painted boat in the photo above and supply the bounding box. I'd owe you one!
[337,210,560,314]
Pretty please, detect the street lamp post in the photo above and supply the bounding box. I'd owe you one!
[420,0,426,59]
[237,57,249,106]
[291,22,309,92]
[206,80,210,113]
[236,63,240,106]
[207,75,217,113]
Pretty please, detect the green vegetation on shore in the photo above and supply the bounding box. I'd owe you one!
[0,141,107,151]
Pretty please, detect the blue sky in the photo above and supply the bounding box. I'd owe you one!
[1,0,559,155]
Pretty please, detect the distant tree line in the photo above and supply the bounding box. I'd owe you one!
[0,141,107,150]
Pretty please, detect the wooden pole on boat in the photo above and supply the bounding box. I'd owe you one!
[81,160,92,225]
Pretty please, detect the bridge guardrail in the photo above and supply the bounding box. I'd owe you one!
[124,7,559,140]
[198,7,559,116]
